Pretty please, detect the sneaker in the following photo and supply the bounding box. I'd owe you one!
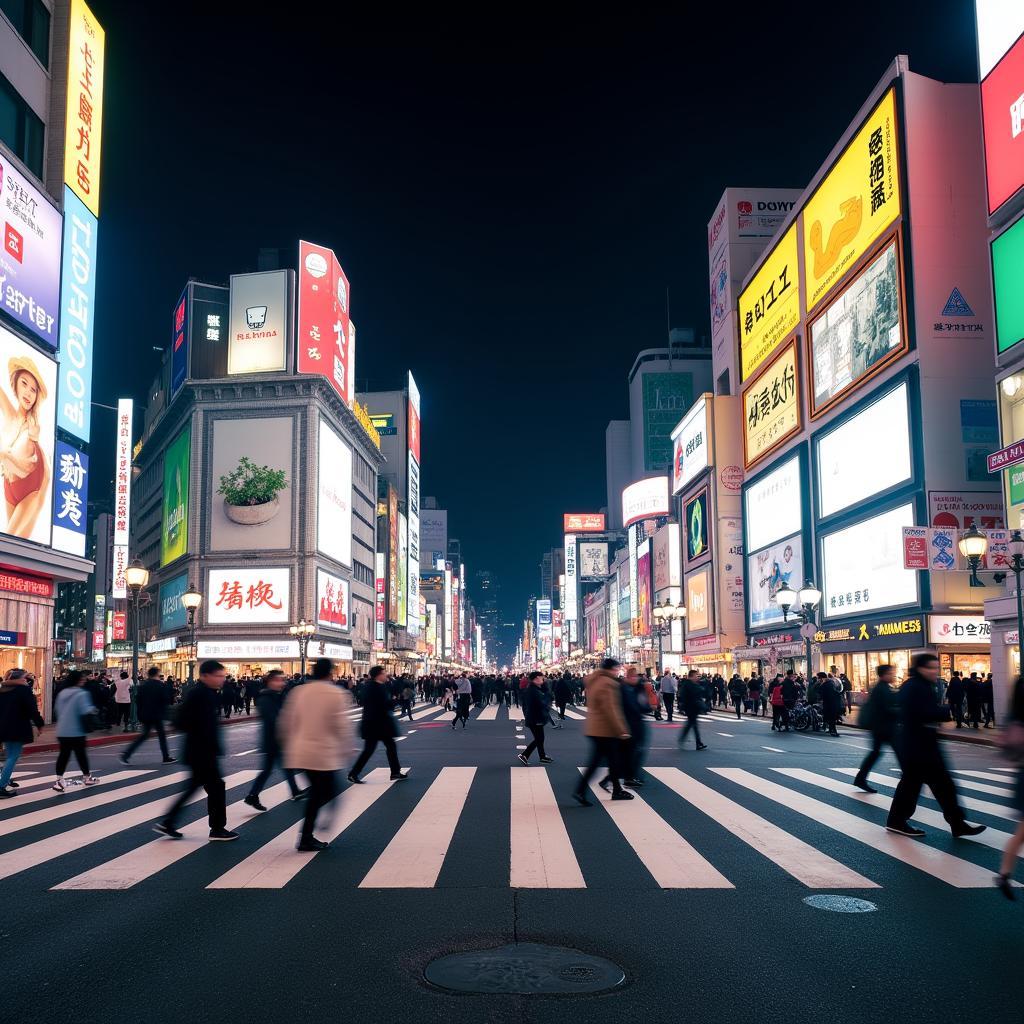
[153,822,184,839]
[51,779,65,793]
[611,790,635,801]
[854,782,878,794]
[886,822,926,838]
[118,753,130,765]
[598,777,612,793]
[346,774,364,785]
[517,753,529,766]
[244,794,267,812]
[390,772,409,781]
[82,775,99,786]
[696,743,708,751]
[994,873,1017,901]
[296,837,328,852]
[952,823,986,838]
[570,791,592,807]
[162,757,178,764]
[209,828,239,841]
[539,756,554,764]
[624,778,645,788]
[7,780,17,788]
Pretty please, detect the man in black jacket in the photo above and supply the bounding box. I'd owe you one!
[853,664,897,792]
[121,667,176,765]
[348,666,407,783]
[886,653,985,839]
[0,668,44,796]
[946,672,965,728]
[245,670,303,810]
[155,660,237,841]
[518,671,553,765]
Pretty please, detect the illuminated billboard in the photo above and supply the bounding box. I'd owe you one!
[743,340,800,469]
[317,419,352,566]
[981,32,1024,215]
[744,453,801,554]
[622,476,670,528]
[297,240,352,404]
[228,270,289,375]
[161,425,190,566]
[64,0,105,216]
[671,397,710,494]
[993,210,1024,355]
[564,512,605,532]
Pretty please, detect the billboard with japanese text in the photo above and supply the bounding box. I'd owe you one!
[160,425,190,566]
[297,240,352,404]
[208,567,290,625]
[51,441,88,556]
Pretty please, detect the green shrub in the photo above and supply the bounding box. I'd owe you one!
[218,457,287,506]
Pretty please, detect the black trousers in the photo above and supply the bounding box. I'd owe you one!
[771,705,784,729]
[56,737,90,776]
[452,694,470,726]
[854,733,890,784]
[888,743,966,829]
[115,703,131,728]
[523,724,546,760]
[950,698,964,727]
[556,700,567,720]
[163,758,226,831]
[250,746,300,798]
[576,736,623,794]
[732,697,743,719]
[679,713,703,748]
[663,694,675,721]
[351,736,401,777]
[123,719,169,761]
[301,769,340,841]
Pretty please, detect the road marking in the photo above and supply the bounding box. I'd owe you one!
[0,771,152,805]
[951,769,1017,784]
[53,780,293,890]
[516,745,527,751]
[508,705,524,722]
[907,772,1012,798]
[233,749,258,757]
[360,767,476,888]
[762,747,785,753]
[208,769,393,889]
[646,768,877,889]
[580,769,732,889]
[409,704,450,721]
[717,733,734,737]
[562,708,585,720]
[0,771,256,882]
[714,768,997,887]
[477,704,499,721]
[395,736,407,742]
[408,730,417,735]
[0,772,179,837]
[510,768,584,888]
[10,772,38,779]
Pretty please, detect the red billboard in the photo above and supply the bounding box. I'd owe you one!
[297,240,353,404]
[982,32,1024,216]
[563,512,606,533]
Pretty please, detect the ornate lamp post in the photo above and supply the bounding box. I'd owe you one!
[653,598,687,673]
[289,618,315,679]
[181,584,203,684]
[125,559,150,728]
[773,579,821,679]
[958,523,989,588]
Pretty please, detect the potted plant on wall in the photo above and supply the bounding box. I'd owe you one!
[218,456,287,526]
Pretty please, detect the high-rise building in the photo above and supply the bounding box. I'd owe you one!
[605,420,631,531]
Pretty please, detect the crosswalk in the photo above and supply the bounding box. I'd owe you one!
[0,759,1018,894]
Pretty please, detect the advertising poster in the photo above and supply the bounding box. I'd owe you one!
[743,341,799,468]
[635,543,652,637]
[0,324,56,545]
[652,522,681,594]
[297,240,352,405]
[388,485,399,623]
[0,157,61,347]
[227,270,289,375]
[902,526,929,570]
[316,568,350,631]
[993,215,1024,355]
[719,517,744,614]
[171,288,189,396]
[981,32,1024,216]
[160,425,190,566]
[747,535,802,629]
[802,88,901,312]
[208,567,290,625]
[671,398,709,494]
[809,238,905,415]
[397,512,408,629]
[564,533,578,620]
[564,512,605,532]
[113,397,132,545]
[317,419,352,566]
[928,526,958,572]
[52,441,88,556]
[739,222,800,381]
[159,573,189,633]
[928,491,1004,530]
[64,0,106,216]
[579,541,609,580]
[821,503,918,618]
[642,373,693,472]
[375,552,386,641]
[686,566,712,635]
[744,453,801,553]
[685,488,710,565]
[56,186,97,443]
[210,416,292,552]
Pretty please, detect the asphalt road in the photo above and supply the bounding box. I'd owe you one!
[2,700,1019,1024]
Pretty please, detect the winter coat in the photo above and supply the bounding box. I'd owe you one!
[54,686,98,738]
[256,688,287,752]
[582,670,628,738]
[858,679,896,739]
[174,684,223,764]
[522,683,551,727]
[820,678,844,718]
[136,678,171,724]
[279,679,353,771]
[0,683,43,743]
[358,681,399,741]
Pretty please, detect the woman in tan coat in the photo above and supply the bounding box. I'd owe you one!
[279,658,353,851]
[572,658,632,806]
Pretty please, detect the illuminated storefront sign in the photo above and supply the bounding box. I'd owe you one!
[207,567,290,625]
[64,0,105,216]
[227,270,289,374]
[981,31,1024,216]
[113,398,132,546]
[742,341,799,468]
[563,512,606,532]
[814,615,924,651]
[622,476,670,528]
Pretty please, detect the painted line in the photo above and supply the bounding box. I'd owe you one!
[409,704,451,722]
[831,768,1018,822]
[580,769,732,889]
[476,704,499,721]
[714,768,997,887]
[647,768,877,889]
[952,769,1018,784]
[510,768,585,888]
[360,767,476,888]
[0,771,257,882]
[232,749,258,757]
[0,772,180,837]
[508,705,524,722]
[208,769,393,889]
[717,733,734,738]
[516,745,527,751]
[762,747,785,753]
[395,737,406,742]
[777,768,1022,862]
[0,770,152,806]
[408,730,417,735]
[10,772,38,779]
[53,780,293,890]
[562,708,585,720]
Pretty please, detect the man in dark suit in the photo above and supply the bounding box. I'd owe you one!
[245,669,303,810]
[853,664,897,792]
[121,667,176,765]
[348,665,407,783]
[886,653,985,839]
[155,660,237,841]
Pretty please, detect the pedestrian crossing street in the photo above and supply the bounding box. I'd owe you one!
[0,759,1018,893]
[386,702,587,723]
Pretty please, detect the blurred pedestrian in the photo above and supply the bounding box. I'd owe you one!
[0,668,43,797]
[659,668,678,722]
[518,671,553,765]
[121,667,176,765]
[155,660,237,841]
[853,664,897,792]
[679,669,708,750]
[245,669,304,810]
[994,673,1024,900]
[52,671,100,791]
[571,658,632,805]
[452,673,471,729]
[886,653,985,839]
[946,671,965,728]
[279,658,352,850]
[554,673,573,724]
[113,670,132,731]
[348,665,408,783]
[728,674,746,719]
[820,672,843,736]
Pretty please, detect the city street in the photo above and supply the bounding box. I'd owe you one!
[1,702,1019,1024]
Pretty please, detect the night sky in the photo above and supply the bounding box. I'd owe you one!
[88,2,979,659]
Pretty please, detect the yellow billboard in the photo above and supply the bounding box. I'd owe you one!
[64,0,105,217]
[802,88,901,313]
[738,223,800,382]
[742,340,800,469]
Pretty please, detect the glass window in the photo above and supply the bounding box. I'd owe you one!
[0,0,50,67]
[0,70,45,177]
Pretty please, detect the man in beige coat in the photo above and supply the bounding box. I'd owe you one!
[571,658,632,806]
[279,658,353,851]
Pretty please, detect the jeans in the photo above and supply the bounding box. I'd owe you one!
[301,769,340,842]
[523,723,546,760]
[576,736,624,794]
[0,740,23,788]
[163,758,226,831]
[123,719,170,761]
[350,736,401,777]
[56,737,90,776]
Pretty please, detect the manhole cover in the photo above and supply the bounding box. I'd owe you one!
[803,895,879,914]
[424,942,625,994]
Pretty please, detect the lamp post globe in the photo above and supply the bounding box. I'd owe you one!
[181,585,202,684]
[125,559,150,730]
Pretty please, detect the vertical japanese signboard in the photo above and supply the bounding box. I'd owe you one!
[406,372,421,636]
[111,400,132,595]
[160,425,190,566]
[52,442,89,556]
[742,341,800,468]
[171,287,189,396]
[297,240,353,405]
[375,552,386,642]
[64,0,105,216]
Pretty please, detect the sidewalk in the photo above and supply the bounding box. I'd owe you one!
[19,713,258,755]
[843,705,1001,748]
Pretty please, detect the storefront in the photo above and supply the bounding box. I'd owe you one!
[927,614,991,681]
[195,639,354,678]
[815,613,926,693]
[0,567,60,714]
[682,634,734,677]
[734,630,807,679]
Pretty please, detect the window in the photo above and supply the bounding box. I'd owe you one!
[0,70,45,177]
[0,0,50,67]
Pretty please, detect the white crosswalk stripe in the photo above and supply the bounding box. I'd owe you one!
[561,707,585,720]
[477,704,499,721]
[0,771,151,807]
[893,770,1014,799]
[510,768,584,888]
[507,704,524,721]
[952,769,1019,784]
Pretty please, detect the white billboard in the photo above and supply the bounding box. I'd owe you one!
[317,419,352,566]
[228,270,289,375]
[976,1,1024,78]
[821,503,918,620]
[747,534,803,630]
[671,398,709,494]
[622,476,670,528]
[564,533,578,622]
[816,381,912,520]
[208,567,290,624]
[744,454,801,553]
[579,541,609,580]
[113,397,133,547]
[652,522,681,593]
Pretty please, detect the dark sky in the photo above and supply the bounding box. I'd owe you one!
[87,2,979,658]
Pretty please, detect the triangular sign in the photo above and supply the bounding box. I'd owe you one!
[940,287,975,317]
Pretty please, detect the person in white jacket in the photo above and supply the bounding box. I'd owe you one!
[279,658,353,851]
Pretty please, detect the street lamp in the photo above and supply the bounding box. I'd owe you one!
[125,559,150,728]
[958,523,989,588]
[289,618,315,679]
[181,584,202,684]
[653,598,687,673]
[774,578,820,679]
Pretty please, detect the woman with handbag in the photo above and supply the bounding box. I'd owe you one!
[0,668,44,796]
[994,674,1024,900]
[52,670,100,792]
